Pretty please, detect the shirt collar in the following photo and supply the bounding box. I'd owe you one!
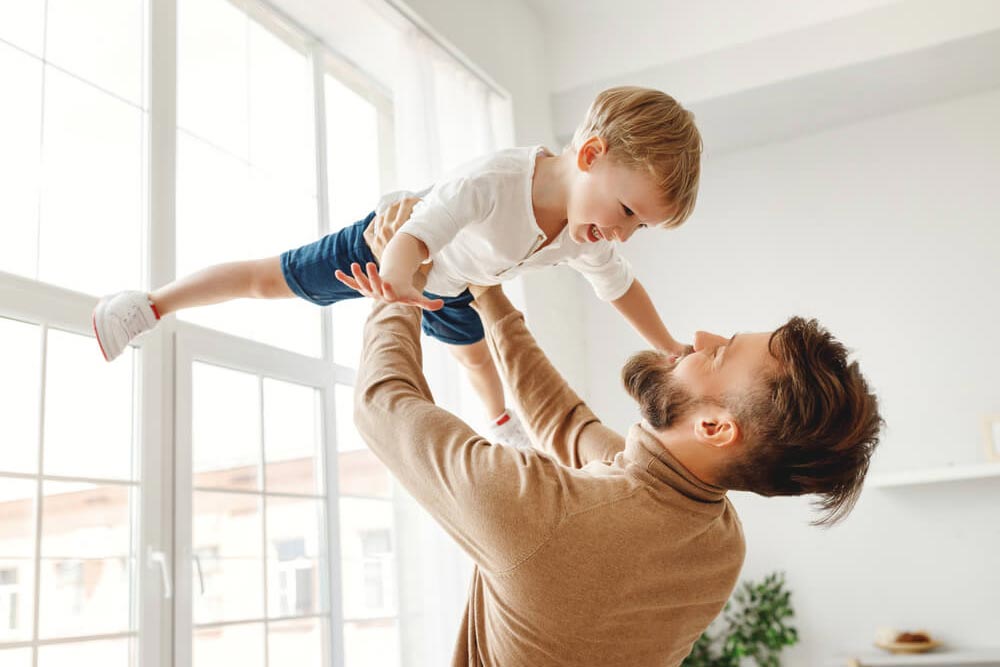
[618,424,728,504]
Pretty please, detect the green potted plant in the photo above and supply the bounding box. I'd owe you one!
[682,571,798,667]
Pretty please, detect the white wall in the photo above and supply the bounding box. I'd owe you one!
[583,89,1000,663]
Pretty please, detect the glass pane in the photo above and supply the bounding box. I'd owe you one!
[325,75,380,232]
[0,42,42,279]
[192,363,259,491]
[0,647,32,667]
[332,298,369,370]
[193,622,264,667]
[335,386,391,499]
[344,618,399,667]
[44,329,134,481]
[45,0,145,105]
[192,491,263,624]
[175,134,321,357]
[38,482,133,638]
[0,0,45,55]
[0,318,41,474]
[248,20,314,191]
[177,0,248,158]
[339,498,396,621]
[263,379,322,495]
[37,637,130,666]
[0,477,37,642]
[38,66,143,297]
[269,617,324,666]
[266,496,325,617]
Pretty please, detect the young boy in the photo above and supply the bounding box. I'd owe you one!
[92,86,701,447]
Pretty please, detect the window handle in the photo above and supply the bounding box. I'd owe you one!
[149,548,172,600]
[192,554,205,595]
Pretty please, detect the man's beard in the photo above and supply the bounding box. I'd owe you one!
[621,350,697,430]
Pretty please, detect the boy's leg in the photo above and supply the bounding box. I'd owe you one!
[150,256,291,316]
[447,340,506,420]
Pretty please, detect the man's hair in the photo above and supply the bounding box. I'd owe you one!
[571,86,702,228]
[716,317,884,527]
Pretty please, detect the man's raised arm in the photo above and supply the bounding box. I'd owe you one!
[352,294,569,574]
[472,286,625,468]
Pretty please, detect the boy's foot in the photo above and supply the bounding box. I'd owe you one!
[487,409,533,450]
[92,291,161,362]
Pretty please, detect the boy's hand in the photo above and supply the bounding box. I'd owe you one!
[335,262,444,311]
[364,197,421,260]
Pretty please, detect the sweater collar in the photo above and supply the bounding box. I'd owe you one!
[620,424,728,503]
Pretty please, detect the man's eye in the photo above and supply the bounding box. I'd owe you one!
[622,204,634,217]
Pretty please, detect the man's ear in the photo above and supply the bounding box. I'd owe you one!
[576,136,607,172]
[693,412,741,450]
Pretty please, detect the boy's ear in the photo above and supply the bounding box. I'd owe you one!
[576,136,607,172]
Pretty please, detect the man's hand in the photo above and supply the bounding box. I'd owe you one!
[335,262,443,311]
[364,197,421,261]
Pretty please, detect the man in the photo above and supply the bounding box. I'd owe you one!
[347,201,882,666]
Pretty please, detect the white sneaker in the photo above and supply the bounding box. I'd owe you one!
[488,409,533,450]
[92,291,160,362]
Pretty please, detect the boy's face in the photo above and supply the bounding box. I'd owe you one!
[567,137,676,245]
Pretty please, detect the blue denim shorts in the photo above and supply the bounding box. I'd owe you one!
[280,212,485,346]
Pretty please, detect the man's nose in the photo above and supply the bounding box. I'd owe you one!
[693,331,726,352]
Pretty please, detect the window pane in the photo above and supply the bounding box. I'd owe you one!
[0,318,41,474]
[38,482,134,639]
[45,0,145,105]
[263,379,322,495]
[0,647,32,667]
[332,298,369,370]
[344,618,399,667]
[335,386,391,499]
[44,329,134,481]
[269,617,324,666]
[339,498,396,621]
[0,477,36,642]
[0,0,45,55]
[177,0,248,158]
[192,363,259,491]
[175,133,322,357]
[325,75,380,232]
[38,66,143,296]
[0,42,42,279]
[37,637,130,667]
[266,496,325,617]
[194,622,264,667]
[248,21,314,191]
[192,491,264,624]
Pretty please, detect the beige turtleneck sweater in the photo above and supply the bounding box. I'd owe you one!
[353,286,746,666]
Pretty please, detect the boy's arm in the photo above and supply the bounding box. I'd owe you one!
[472,286,626,468]
[353,292,569,573]
[610,278,687,355]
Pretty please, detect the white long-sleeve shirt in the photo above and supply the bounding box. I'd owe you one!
[377,146,635,300]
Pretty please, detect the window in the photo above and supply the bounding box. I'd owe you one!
[1,1,513,666]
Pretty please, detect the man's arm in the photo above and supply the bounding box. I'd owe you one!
[352,294,567,573]
[472,286,625,468]
[610,279,686,356]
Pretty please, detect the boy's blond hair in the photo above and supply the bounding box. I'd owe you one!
[571,86,702,228]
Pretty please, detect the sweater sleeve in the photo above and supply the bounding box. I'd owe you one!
[352,300,569,574]
[473,287,626,468]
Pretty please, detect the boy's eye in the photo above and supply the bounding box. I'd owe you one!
[622,204,634,217]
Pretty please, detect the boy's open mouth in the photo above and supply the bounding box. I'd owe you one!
[588,224,603,242]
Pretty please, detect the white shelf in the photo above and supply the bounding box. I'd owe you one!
[868,462,1000,489]
[826,648,1000,666]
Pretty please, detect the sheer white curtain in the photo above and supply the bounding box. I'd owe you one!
[387,28,514,667]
